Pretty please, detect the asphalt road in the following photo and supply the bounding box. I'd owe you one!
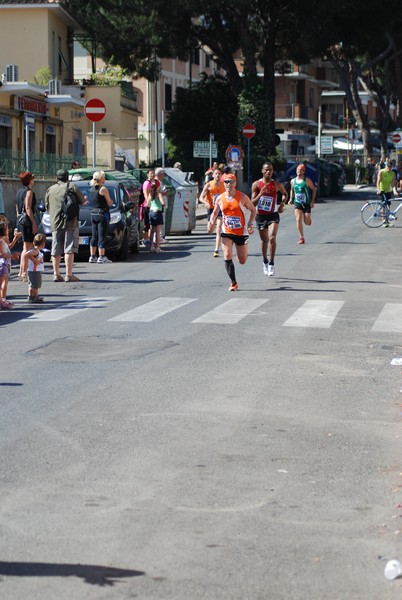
[1,185,402,599]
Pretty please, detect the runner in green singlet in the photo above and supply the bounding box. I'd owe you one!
[288,163,317,244]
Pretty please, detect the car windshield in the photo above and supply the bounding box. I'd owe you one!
[77,185,118,209]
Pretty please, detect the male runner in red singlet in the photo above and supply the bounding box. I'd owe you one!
[251,162,288,276]
[207,173,256,291]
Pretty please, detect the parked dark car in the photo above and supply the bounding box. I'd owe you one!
[38,180,140,260]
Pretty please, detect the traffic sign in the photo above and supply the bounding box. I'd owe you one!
[242,124,256,139]
[193,140,218,158]
[85,98,106,122]
[392,132,401,144]
[226,145,243,162]
[316,135,333,154]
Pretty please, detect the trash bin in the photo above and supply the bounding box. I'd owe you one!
[327,161,346,195]
[162,168,198,234]
[314,159,331,197]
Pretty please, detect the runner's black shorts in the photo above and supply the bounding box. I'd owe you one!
[256,212,280,229]
[221,233,249,246]
[294,203,311,213]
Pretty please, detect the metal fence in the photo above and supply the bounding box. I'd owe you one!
[0,149,86,178]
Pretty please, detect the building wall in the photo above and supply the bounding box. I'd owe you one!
[0,7,71,83]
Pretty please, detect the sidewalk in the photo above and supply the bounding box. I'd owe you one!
[196,203,208,221]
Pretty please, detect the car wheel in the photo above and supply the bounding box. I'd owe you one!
[116,232,129,261]
[130,238,140,254]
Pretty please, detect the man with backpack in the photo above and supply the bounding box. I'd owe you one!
[45,169,85,282]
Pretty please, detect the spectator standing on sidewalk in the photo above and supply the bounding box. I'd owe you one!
[0,220,20,309]
[88,170,113,263]
[16,171,37,282]
[143,170,165,253]
[45,169,86,282]
[26,233,46,303]
[0,177,5,216]
[155,167,169,244]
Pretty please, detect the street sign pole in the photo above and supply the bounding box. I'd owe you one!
[247,138,251,191]
[209,133,214,168]
[92,122,96,168]
[84,98,106,168]
[242,124,256,192]
[25,117,29,171]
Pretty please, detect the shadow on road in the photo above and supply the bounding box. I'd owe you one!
[0,560,145,587]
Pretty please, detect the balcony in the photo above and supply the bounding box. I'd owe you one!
[276,104,317,122]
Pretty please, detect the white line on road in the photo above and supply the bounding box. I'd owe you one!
[109,297,197,322]
[26,297,121,321]
[192,298,268,324]
[283,300,344,328]
[372,303,402,332]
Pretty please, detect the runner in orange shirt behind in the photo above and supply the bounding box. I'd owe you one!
[200,167,225,257]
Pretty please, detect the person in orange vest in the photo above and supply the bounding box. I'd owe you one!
[200,167,225,257]
[207,173,256,291]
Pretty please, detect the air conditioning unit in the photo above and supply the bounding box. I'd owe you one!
[5,64,18,82]
[48,79,61,95]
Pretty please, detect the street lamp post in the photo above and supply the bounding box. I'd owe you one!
[209,133,214,167]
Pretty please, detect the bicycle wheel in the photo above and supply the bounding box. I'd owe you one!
[361,201,385,228]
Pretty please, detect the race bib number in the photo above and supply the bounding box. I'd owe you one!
[295,192,307,205]
[224,216,242,230]
[258,195,274,212]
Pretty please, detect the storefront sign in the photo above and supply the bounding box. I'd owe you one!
[0,115,12,127]
[15,96,47,116]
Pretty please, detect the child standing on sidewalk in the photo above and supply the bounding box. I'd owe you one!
[0,220,21,309]
[26,233,46,303]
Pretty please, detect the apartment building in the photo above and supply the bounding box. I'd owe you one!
[75,46,220,166]
[0,0,140,172]
[1,1,363,171]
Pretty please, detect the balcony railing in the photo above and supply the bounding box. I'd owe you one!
[0,149,86,178]
[276,104,316,121]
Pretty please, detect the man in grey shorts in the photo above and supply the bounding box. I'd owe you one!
[45,169,85,282]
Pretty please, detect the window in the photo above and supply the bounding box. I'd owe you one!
[205,53,210,68]
[165,83,172,111]
[191,47,200,65]
[309,88,315,108]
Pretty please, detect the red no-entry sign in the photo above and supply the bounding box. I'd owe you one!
[392,132,401,144]
[85,98,106,122]
[242,123,256,139]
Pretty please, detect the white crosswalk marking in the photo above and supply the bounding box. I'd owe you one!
[283,300,344,328]
[192,298,268,324]
[26,297,121,321]
[109,297,197,322]
[372,303,402,332]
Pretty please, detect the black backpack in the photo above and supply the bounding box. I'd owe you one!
[62,185,79,220]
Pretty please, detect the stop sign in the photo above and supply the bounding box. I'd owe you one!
[242,123,256,139]
[85,98,106,122]
[392,132,401,144]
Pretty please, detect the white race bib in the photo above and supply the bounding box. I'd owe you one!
[224,216,242,229]
[258,195,273,212]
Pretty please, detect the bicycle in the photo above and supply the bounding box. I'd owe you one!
[361,193,402,228]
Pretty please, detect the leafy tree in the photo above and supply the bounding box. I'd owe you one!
[302,0,402,158]
[63,0,402,161]
[64,0,334,156]
[33,65,52,86]
[165,73,238,180]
